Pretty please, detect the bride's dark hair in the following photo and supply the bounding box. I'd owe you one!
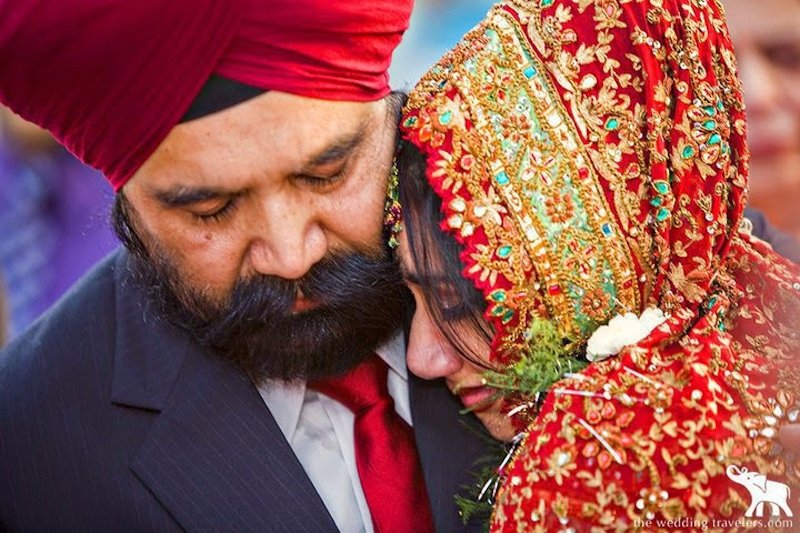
[397,138,494,366]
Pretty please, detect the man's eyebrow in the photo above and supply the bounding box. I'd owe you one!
[300,122,368,172]
[152,186,232,207]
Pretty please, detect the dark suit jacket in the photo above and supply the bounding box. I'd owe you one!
[0,250,490,532]
[744,207,800,264]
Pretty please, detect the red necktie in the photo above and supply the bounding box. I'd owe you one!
[310,355,435,533]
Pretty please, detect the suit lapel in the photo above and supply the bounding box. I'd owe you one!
[111,252,337,532]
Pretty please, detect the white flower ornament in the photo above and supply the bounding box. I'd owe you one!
[585,307,668,362]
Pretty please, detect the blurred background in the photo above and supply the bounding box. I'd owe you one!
[390,0,497,87]
[724,0,800,241]
[0,107,118,344]
[1,0,798,345]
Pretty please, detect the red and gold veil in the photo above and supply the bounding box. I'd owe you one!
[402,0,800,529]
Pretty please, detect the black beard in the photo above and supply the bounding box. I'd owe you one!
[113,196,408,383]
[128,248,408,383]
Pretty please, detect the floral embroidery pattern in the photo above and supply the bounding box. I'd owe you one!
[402,0,800,530]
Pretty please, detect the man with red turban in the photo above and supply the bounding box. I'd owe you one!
[0,1,488,530]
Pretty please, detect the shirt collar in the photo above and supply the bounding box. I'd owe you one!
[257,378,306,442]
[256,331,407,441]
[375,331,407,381]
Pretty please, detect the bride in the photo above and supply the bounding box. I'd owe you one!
[394,0,800,529]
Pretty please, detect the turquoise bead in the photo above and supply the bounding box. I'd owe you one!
[490,290,507,303]
[523,65,537,79]
[653,180,670,194]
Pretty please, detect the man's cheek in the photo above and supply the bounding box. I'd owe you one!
[354,189,388,237]
[168,249,241,301]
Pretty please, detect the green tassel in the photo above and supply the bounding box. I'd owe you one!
[483,319,587,396]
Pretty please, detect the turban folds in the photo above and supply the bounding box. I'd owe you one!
[0,0,412,190]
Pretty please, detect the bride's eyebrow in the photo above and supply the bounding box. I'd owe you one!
[398,255,455,286]
[402,270,453,289]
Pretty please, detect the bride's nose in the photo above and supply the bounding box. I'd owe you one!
[405,307,463,380]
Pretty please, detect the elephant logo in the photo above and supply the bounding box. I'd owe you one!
[726,464,793,518]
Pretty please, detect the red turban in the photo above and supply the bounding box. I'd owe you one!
[0,0,412,191]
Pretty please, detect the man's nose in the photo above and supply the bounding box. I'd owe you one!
[406,309,462,380]
[248,198,328,280]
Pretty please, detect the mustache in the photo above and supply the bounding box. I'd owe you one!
[249,254,396,315]
[188,251,406,347]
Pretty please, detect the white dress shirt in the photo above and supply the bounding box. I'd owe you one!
[257,333,410,533]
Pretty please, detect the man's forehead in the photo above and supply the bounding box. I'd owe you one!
[193,91,382,159]
[129,92,384,190]
[206,90,380,136]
